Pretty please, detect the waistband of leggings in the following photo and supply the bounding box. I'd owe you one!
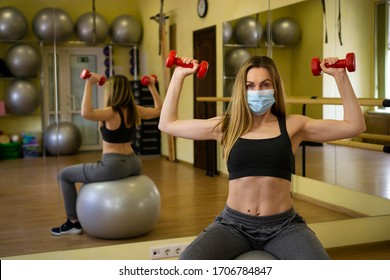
[102,152,137,160]
[221,204,296,226]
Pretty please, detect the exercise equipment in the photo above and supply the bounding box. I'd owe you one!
[141,75,157,86]
[76,175,161,239]
[224,48,250,76]
[5,79,40,115]
[311,52,356,76]
[110,14,142,44]
[75,12,109,44]
[234,16,263,45]
[0,6,28,40]
[223,21,233,44]
[4,44,41,78]
[166,50,209,79]
[80,69,106,85]
[235,250,278,260]
[44,122,82,156]
[271,17,301,45]
[32,8,73,41]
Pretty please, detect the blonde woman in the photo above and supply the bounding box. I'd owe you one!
[159,55,365,259]
[51,74,162,236]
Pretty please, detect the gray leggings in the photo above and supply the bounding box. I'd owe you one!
[58,153,142,220]
[179,205,330,260]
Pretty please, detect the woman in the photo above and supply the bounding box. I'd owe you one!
[158,55,366,259]
[51,73,162,236]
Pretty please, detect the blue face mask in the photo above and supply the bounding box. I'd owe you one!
[246,89,275,115]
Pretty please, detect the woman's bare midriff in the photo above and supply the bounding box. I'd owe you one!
[226,176,293,216]
[102,141,134,155]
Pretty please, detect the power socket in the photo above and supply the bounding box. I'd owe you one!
[150,243,188,260]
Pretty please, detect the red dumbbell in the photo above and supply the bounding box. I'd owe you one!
[311,52,356,76]
[80,69,106,86]
[141,74,158,86]
[165,50,209,79]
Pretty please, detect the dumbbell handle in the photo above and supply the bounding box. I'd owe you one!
[80,69,106,86]
[141,75,158,86]
[311,52,356,76]
[166,50,209,79]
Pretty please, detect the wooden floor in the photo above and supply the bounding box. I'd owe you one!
[0,149,389,259]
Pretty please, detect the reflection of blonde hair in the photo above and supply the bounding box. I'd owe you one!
[220,56,287,160]
[105,75,140,126]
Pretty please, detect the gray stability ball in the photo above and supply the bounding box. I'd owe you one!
[76,175,161,239]
[224,48,250,76]
[5,43,41,78]
[271,17,301,46]
[235,250,279,260]
[234,16,263,46]
[5,79,40,115]
[223,21,233,44]
[0,6,28,40]
[33,8,73,41]
[75,12,109,44]
[44,122,82,156]
[110,14,142,44]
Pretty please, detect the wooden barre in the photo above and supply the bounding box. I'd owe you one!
[326,139,387,152]
[196,96,388,107]
[356,133,390,142]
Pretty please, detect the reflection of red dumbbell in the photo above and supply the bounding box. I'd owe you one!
[311,52,356,76]
[141,74,158,86]
[166,50,209,79]
[80,69,106,85]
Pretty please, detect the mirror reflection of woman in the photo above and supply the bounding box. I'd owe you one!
[51,74,162,236]
[159,55,366,259]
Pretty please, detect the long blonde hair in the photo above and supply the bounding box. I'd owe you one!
[104,75,140,126]
[220,56,287,160]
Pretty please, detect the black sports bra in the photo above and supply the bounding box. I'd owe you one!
[100,110,135,143]
[227,117,294,181]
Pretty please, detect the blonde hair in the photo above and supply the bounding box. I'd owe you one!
[104,75,140,126]
[220,56,287,160]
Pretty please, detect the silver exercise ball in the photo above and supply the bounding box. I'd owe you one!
[224,48,250,76]
[75,12,109,44]
[5,79,40,115]
[110,14,142,44]
[223,21,233,44]
[5,43,41,78]
[234,16,263,45]
[272,17,301,45]
[76,175,161,239]
[33,8,73,41]
[235,250,278,260]
[44,122,82,156]
[0,6,28,40]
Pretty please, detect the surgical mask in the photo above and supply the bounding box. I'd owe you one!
[246,89,275,115]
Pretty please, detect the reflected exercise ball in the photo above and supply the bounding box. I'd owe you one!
[272,17,301,45]
[110,14,142,44]
[235,250,279,260]
[5,79,40,115]
[234,16,263,45]
[75,12,109,44]
[223,21,233,44]
[76,175,161,239]
[33,8,73,41]
[0,6,28,40]
[224,48,250,76]
[44,122,82,156]
[5,43,41,77]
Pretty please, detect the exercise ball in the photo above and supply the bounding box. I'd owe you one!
[75,12,109,44]
[76,175,161,239]
[110,14,142,44]
[234,16,263,45]
[223,21,233,44]
[5,79,40,115]
[224,48,250,76]
[33,8,73,41]
[0,6,28,40]
[271,17,301,45]
[44,122,82,155]
[5,43,41,78]
[235,250,278,260]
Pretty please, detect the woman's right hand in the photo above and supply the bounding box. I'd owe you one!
[174,57,199,77]
[86,72,104,85]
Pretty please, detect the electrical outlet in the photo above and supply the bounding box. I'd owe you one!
[150,243,188,260]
